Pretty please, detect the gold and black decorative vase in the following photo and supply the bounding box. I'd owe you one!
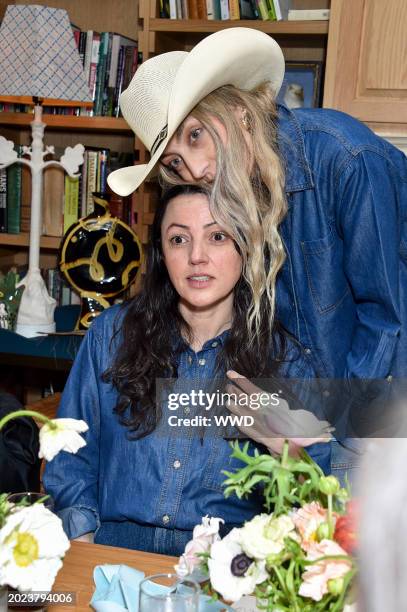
[59,193,142,330]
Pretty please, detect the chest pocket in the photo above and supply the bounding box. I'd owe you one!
[301,225,350,314]
[202,437,247,494]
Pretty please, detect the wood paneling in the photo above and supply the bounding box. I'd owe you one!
[323,0,407,125]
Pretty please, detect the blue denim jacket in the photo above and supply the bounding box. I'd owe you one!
[276,106,406,467]
[276,105,406,380]
[44,305,330,554]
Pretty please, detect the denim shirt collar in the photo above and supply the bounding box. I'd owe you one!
[276,104,314,194]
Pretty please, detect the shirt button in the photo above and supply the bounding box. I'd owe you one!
[184,406,190,414]
[211,342,218,348]
[387,375,393,382]
[304,348,311,355]
[198,358,206,366]
[188,356,193,365]
[173,459,181,469]
[162,514,170,524]
[323,390,330,398]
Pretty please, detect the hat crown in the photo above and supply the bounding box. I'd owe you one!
[120,51,187,152]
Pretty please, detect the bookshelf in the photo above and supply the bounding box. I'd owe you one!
[0,0,139,277]
[0,113,131,132]
[148,18,329,34]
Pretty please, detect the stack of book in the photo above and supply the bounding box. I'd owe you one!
[159,0,291,20]
[0,27,140,117]
[0,145,135,238]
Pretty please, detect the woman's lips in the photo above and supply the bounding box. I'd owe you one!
[186,275,213,288]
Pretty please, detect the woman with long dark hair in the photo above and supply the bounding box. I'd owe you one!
[44,184,330,554]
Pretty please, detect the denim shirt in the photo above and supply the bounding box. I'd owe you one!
[44,305,330,551]
[276,105,407,381]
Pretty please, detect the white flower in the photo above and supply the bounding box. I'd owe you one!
[39,418,88,461]
[0,504,70,592]
[239,513,298,561]
[175,516,224,577]
[208,528,268,603]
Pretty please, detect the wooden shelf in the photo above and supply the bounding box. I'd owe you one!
[149,19,329,35]
[0,113,131,133]
[0,233,61,250]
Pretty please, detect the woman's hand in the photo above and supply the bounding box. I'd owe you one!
[225,370,334,456]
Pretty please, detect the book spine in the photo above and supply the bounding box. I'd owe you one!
[229,0,240,19]
[94,32,110,116]
[159,0,171,17]
[239,0,257,19]
[101,33,113,116]
[0,168,7,232]
[196,0,207,18]
[88,32,101,115]
[98,149,109,193]
[265,0,276,20]
[273,0,282,20]
[288,8,330,20]
[220,0,229,19]
[169,0,177,18]
[20,164,31,232]
[63,176,79,234]
[80,150,89,217]
[113,46,126,118]
[187,0,199,18]
[106,34,121,117]
[181,0,189,18]
[213,0,221,19]
[86,151,98,214]
[255,0,269,20]
[7,145,23,234]
[206,0,215,18]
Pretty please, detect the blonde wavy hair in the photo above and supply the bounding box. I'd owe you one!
[159,83,287,344]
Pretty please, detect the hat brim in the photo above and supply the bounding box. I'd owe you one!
[107,28,285,197]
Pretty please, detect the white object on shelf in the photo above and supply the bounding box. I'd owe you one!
[288,8,330,20]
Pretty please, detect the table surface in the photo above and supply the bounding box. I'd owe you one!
[52,540,177,611]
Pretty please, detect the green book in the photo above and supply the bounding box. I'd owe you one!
[64,176,80,234]
[7,145,23,234]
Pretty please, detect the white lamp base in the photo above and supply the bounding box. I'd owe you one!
[15,321,56,338]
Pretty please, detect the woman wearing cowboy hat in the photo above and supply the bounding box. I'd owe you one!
[108,28,407,484]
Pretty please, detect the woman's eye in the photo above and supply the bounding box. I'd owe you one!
[169,235,187,245]
[190,128,202,143]
[211,232,227,242]
[169,157,182,170]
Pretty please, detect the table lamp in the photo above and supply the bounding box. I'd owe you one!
[0,4,92,337]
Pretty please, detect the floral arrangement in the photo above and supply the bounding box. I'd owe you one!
[0,409,88,594]
[176,441,357,611]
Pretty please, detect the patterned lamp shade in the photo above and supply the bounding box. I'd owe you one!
[0,4,91,104]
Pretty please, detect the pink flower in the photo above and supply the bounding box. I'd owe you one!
[175,516,224,576]
[299,539,352,602]
[293,502,333,551]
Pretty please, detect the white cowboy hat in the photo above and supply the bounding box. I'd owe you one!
[107,27,285,197]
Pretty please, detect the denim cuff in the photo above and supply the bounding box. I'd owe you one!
[58,505,100,540]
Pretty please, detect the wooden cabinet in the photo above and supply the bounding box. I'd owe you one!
[323,0,407,133]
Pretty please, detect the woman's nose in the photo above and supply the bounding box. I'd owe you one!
[189,239,208,264]
[187,158,210,181]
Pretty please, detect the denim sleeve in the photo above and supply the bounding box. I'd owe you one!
[43,325,102,539]
[337,149,404,379]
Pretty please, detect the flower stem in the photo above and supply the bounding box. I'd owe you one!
[282,440,289,468]
[327,494,333,539]
[0,410,54,431]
